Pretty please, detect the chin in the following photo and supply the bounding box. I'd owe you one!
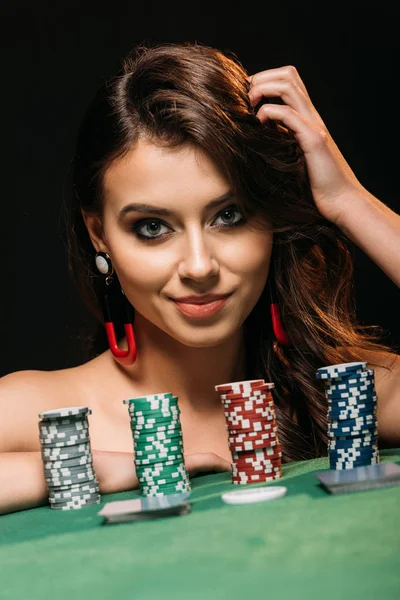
[172,327,238,349]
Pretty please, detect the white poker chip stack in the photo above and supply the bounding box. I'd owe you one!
[38,406,101,510]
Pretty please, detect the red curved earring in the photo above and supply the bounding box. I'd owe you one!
[268,280,290,345]
[95,252,137,366]
[102,289,137,366]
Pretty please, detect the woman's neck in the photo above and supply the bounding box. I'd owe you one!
[112,314,246,413]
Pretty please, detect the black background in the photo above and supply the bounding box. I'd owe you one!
[2,2,399,377]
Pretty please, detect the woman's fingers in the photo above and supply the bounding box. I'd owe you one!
[247,65,325,128]
[253,103,328,155]
[246,64,362,223]
[246,64,329,155]
[249,79,310,116]
[247,65,310,98]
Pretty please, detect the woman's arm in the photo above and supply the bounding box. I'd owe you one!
[247,67,400,443]
[247,66,400,287]
[335,190,400,287]
[0,450,141,515]
[0,452,49,515]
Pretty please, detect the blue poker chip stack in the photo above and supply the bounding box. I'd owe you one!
[316,362,379,470]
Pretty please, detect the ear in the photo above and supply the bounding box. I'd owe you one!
[81,210,109,254]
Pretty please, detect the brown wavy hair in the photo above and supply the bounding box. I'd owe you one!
[61,40,394,462]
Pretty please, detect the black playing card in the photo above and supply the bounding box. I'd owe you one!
[315,461,400,494]
[97,492,192,523]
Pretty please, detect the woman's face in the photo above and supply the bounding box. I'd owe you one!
[86,140,273,348]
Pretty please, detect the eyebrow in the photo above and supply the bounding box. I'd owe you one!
[117,190,235,220]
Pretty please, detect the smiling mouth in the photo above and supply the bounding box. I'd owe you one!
[171,295,231,319]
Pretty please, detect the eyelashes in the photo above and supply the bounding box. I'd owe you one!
[130,205,246,242]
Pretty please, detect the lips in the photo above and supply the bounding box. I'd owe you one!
[171,294,231,304]
[172,295,231,318]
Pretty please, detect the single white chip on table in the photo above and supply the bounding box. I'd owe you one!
[221,486,287,505]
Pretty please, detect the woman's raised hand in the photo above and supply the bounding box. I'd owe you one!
[247,65,366,227]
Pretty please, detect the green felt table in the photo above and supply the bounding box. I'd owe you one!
[1,449,400,600]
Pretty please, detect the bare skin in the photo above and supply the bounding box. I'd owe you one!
[3,344,398,457]
[0,139,274,513]
[78,140,273,458]
[1,349,233,462]
[2,64,400,515]
[0,349,235,515]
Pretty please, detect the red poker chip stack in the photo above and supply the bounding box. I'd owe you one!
[215,379,282,485]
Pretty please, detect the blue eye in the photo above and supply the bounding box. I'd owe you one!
[131,205,246,241]
[213,207,244,227]
[134,220,170,239]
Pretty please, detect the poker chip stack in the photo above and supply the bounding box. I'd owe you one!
[124,393,191,497]
[316,362,380,470]
[38,407,101,510]
[215,379,282,485]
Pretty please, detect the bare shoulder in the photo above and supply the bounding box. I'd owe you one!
[0,362,92,452]
[352,347,400,401]
[360,348,400,383]
[358,348,400,447]
[0,350,135,453]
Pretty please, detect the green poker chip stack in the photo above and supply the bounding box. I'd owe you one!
[38,406,101,510]
[123,393,191,497]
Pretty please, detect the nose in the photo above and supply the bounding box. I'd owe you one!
[177,228,220,281]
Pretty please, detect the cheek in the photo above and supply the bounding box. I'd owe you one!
[109,243,170,293]
[225,233,273,279]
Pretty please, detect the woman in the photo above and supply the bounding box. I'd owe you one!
[1,41,399,514]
